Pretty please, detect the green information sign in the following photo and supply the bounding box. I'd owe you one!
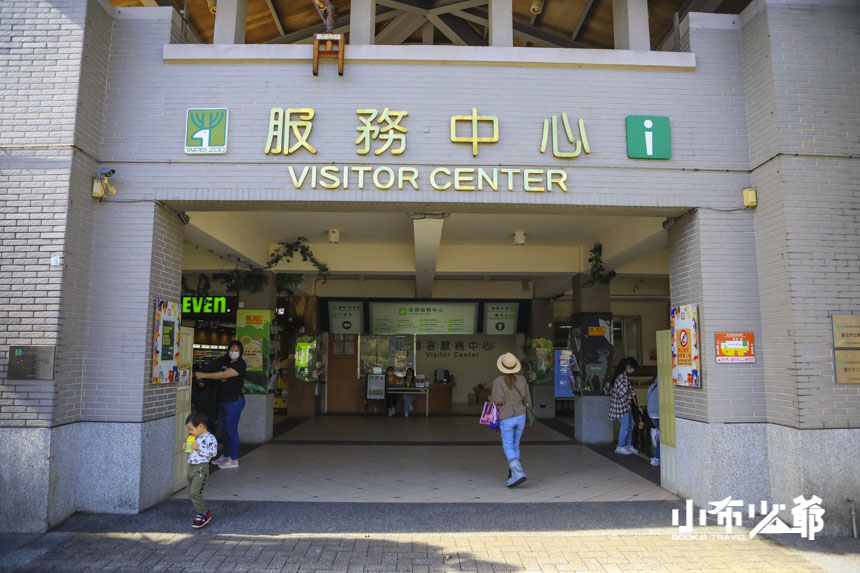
[626,116,671,159]
[329,301,363,334]
[484,303,518,335]
[371,302,477,335]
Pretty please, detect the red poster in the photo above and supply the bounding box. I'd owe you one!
[715,332,755,363]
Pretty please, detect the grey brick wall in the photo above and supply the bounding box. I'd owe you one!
[744,1,860,430]
[0,0,90,428]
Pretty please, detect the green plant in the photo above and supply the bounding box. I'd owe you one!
[267,236,331,283]
[275,273,304,296]
[212,268,269,295]
[181,273,211,297]
[586,243,616,286]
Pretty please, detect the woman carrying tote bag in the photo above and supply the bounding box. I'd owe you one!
[490,352,533,488]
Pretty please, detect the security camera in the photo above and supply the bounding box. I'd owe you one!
[100,168,115,178]
[662,217,676,230]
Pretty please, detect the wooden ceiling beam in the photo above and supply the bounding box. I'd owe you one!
[376,12,428,44]
[264,0,285,36]
[571,0,594,40]
[427,12,484,45]
[428,0,488,14]
[267,8,399,44]
[462,8,586,48]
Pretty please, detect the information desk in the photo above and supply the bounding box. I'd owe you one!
[385,386,430,417]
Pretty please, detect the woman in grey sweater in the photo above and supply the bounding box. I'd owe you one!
[491,353,532,488]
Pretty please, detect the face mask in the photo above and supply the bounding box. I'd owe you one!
[229,351,240,361]
[626,368,635,375]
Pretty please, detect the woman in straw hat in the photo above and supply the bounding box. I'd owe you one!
[491,352,532,487]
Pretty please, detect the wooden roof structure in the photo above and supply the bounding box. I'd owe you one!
[114,0,752,49]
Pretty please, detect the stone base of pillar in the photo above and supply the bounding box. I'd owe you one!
[0,417,175,534]
[237,393,274,444]
[574,395,614,444]
[529,384,556,419]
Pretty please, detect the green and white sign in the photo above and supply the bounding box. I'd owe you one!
[329,301,363,334]
[185,108,228,154]
[626,116,671,160]
[484,303,518,335]
[371,302,477,335]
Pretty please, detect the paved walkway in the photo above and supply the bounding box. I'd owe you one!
[2,416,857,572]
[178,417,672,504]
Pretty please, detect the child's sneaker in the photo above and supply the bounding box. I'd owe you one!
[219,459,239,469]
[192,512,211,528]
[212,455,229,465]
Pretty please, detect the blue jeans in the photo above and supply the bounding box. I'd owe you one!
[500,414,526,461]
[218,395,245,460]
[652,418,660,459]
[403,393,413,412]
[617,411,634,448]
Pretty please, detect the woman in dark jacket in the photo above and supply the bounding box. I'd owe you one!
[194,340,246,469]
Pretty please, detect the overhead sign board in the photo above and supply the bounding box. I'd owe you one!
[484,303,518,335]
[371,302,477,335]
[329,302,363,334]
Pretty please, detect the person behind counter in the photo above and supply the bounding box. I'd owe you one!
[402,367,416,418]
[385,366,397,417]
[194,341,246,469]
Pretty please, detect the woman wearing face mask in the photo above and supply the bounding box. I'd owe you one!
[401,367,416,418]
[608,357,639,455]
[194,341,246,469]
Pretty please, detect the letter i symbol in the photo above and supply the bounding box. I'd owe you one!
[644,119,654,156]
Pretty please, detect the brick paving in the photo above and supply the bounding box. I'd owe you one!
[13,530,824,572]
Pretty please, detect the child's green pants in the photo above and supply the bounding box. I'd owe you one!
[186,463,209,514]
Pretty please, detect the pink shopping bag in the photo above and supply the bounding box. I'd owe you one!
[479,401,500,432]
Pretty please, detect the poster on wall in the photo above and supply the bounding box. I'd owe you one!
[371,302,477,335]
[715,332,755,363]
[367,373,386,400]
[484,303,518,335]
[671,304,700,387]
[152,299,181,384]
[236,309,273,394]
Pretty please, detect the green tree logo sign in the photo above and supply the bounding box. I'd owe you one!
[185,108,228,154]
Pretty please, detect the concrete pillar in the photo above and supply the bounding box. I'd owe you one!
[488,0,513,47]
[349,0,376,45]
[612,0,650,51]
[213,0,247,44]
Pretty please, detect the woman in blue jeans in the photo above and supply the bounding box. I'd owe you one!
[608,357,638,455]
[194,340,246,469]
[491,353,532,488]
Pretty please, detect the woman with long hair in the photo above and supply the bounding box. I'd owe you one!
[491,352,532,487]
[608,356,638,455]
[194,340,246,469]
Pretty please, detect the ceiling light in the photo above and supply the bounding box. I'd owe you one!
[206,0,216,14]
[328,229,340,243]
[513,230,526,246]
[530,0,544,15]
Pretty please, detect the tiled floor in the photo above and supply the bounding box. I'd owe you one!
[181,416,675,504]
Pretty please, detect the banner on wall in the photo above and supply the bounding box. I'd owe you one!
[153,299,182,384]
[236,309,273,394]
[371,302,477,335]
[671,304,700,387]
[484,303,518,335]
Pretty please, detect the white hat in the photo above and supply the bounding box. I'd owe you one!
[497,352,521,374]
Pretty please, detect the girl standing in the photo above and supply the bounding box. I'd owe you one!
[608,357,638,455]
